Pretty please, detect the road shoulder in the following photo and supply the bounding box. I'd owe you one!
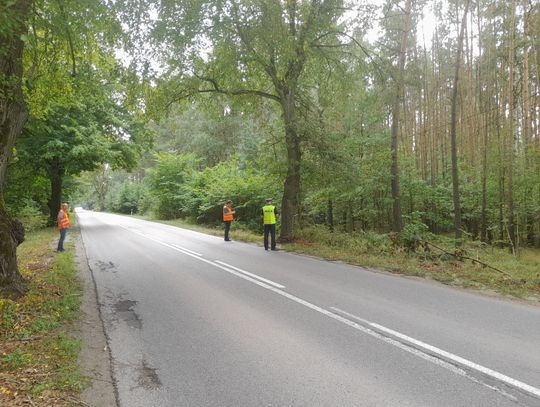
[74,227,118,407]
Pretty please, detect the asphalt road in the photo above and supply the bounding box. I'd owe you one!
[77,209,540,407]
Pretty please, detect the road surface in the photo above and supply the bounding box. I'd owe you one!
[77,209,540,407]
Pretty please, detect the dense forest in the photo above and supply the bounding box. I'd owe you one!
[2,0,539,294]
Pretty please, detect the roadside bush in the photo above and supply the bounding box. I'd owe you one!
[361,230,392,252]
[111,182,144,214]
[400,218,431,252]
[14,201,48,232]
[146,153,280,228]
[138,191,158,216]
[295,225,392,255]
[195,159,279,228]
[146,153,200,219]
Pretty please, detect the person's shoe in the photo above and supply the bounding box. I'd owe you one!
[271,248,279,251]
[225,239,231,241]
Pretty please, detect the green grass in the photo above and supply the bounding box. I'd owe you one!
[1,349,32,369]
[0,227,87,405]
[289,227,540,300]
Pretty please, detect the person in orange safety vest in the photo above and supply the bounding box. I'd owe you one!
[223,200,235,241]
[57,203,71,252]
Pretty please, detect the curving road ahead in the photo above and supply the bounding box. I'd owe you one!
[77,209,540,407]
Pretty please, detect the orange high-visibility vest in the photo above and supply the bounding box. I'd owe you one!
[57,209,70,230]
[223,206,234,222]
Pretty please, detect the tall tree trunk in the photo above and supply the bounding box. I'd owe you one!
[522,0,532,150]
[0,0,32,297]
[449,0,470,244]
[279,90,301,242]
[507,0,517,253]
[0,199,25,297]
[390,0,413,233]
[521,0,534,245]
[327,199,334,232]
[478,5,489,243]
[480,109,489,242]
[496,90,505,243]
[47,159,64,226]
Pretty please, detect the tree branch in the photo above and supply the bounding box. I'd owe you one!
[422,240,512,276]
[56,0,76,76]
[194,74,281,102]
[230,4,266,65]
[314,30,390,79]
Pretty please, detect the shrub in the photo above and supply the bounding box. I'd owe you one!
[14,201,48,232]
[400,219,431,252]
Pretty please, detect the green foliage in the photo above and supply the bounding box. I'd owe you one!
[145,153,280,228]
[400,174,454,233]
[146,153,200,219]
[400,217,431,252]
[20,88,149,175]
[2,0,153,226]
[109,181,145,214]
[152,104,263,166]
[21,0,124,119]
[4,151,50,217]
[13,201,48,233]
[24,0,538,252]
[196,158,280,227]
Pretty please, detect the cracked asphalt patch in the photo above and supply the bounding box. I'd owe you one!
[114,299,142,329]
[137,359,162,390]
[97,260,117,273]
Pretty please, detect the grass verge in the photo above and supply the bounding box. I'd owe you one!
[289,227,540,301]
[0,227,86,406]
[139,215,540,302]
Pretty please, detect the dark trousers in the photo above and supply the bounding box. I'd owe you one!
[57,228,68,251]
[224,221,231,241]
[263,224,276,250]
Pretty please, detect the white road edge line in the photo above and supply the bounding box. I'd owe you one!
[119,226,207,260]
[170,244,202,257]
[330,307,540,399]
[214,260,285,289]
[117,224,540,400]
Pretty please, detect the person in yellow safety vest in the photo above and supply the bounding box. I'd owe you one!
[223,200,236,241]
[262,198,278,251]
[57,203,71,252]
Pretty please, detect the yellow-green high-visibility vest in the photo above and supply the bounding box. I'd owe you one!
[263,205,276,225]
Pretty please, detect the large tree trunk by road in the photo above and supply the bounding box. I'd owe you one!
[0,199,25,297]
[449,0,470,244]
[0,0,32,297]
[47,159,64,226]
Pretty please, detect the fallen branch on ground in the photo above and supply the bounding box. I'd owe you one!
[421,240,512,277]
